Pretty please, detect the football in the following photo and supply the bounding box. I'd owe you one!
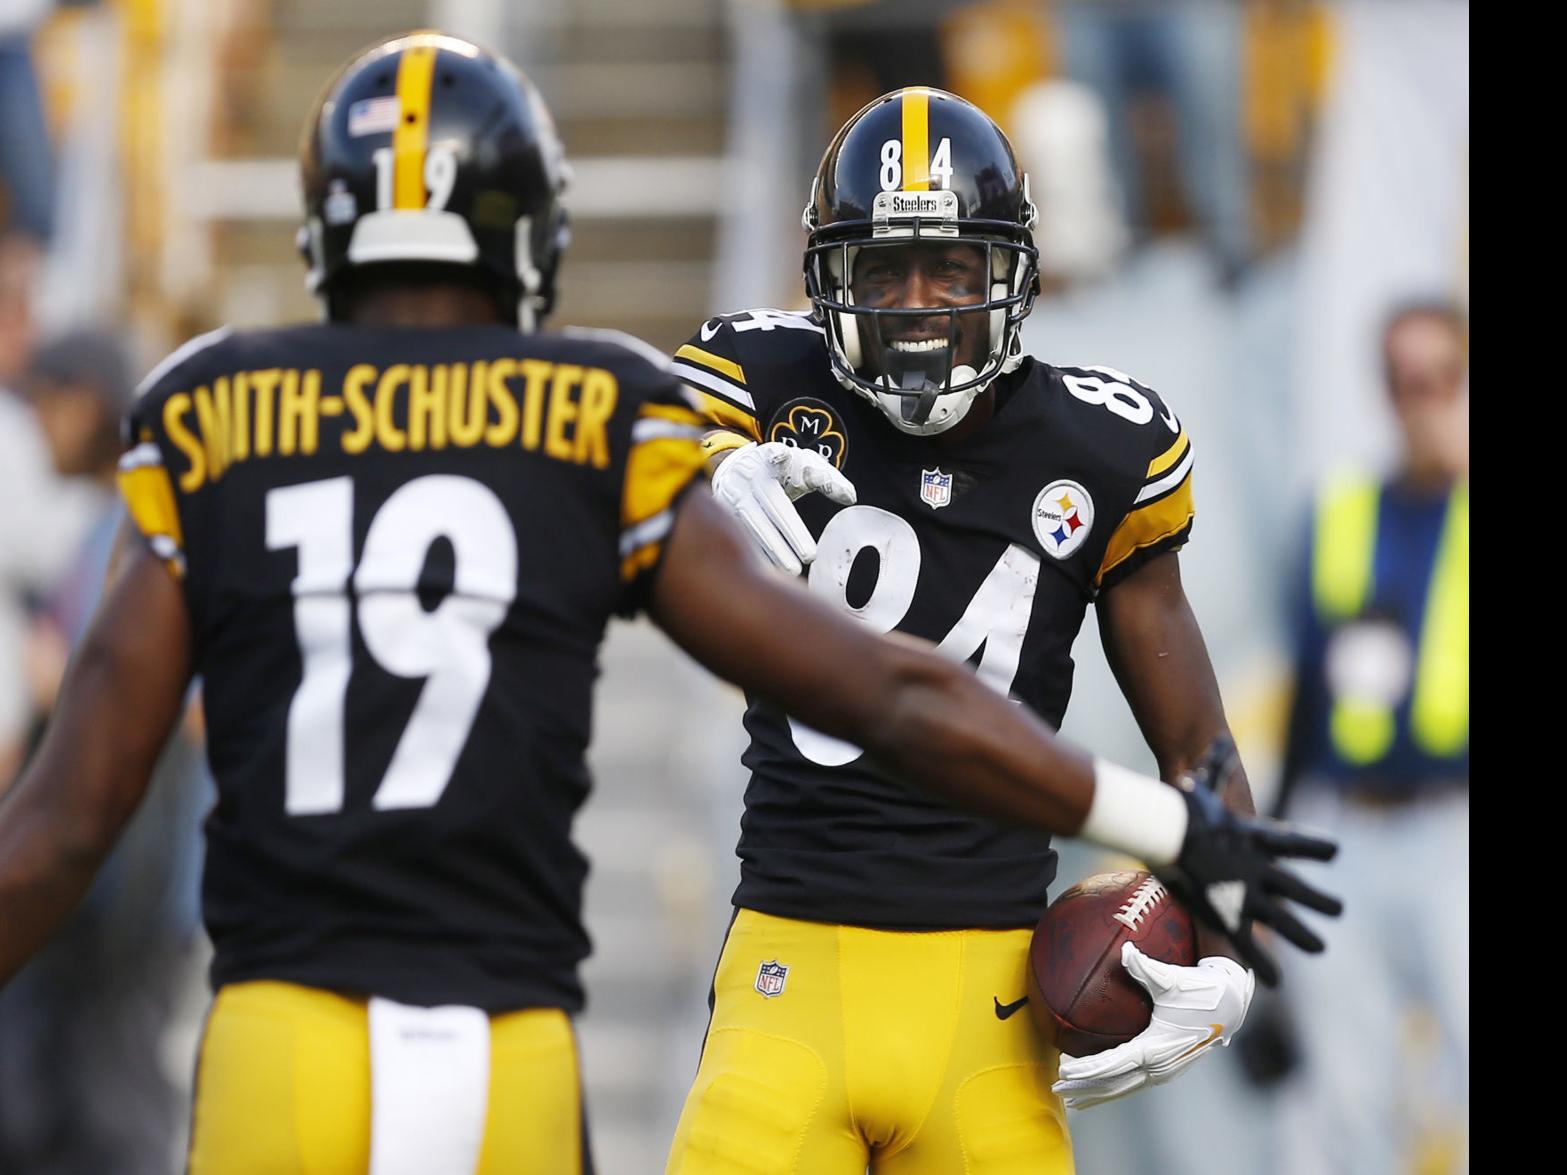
[1027,870,1197,1057]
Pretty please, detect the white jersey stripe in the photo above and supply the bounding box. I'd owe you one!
[118,442,165,471]
[631,419,705,444]
[672,362,756,412]
[618,509,675,558]
[1134,446,1194,505]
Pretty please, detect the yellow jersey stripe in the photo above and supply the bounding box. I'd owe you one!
[902,88,929,190]
[1097,476,1195,587]
[117,459,186,577]
[1146,430,1189,479]
[1135,445,1193,507]
[620,541,665,585]
[622,435,707,530]
[689,388,761,441]
[700,429,753,462]
[393,40,438,209]
[674,362,755,411]
[118,461,184,549]
[674,344,746,386]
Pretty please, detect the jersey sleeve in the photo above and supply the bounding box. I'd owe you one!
[116,326,234,579]
[1094,388,1196,592]
[670,317,763,460]
[616,376,711,616]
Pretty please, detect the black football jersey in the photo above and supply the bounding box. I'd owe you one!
[116,322,707,1011]
[674,308,1196,930]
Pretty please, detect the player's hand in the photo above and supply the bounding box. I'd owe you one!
[1052,946,1254,1110]
[1154,738,1342,987]
[708,441,856,575]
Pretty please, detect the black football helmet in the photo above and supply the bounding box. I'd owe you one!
[803,88,1040,435]
[298,31,570,329]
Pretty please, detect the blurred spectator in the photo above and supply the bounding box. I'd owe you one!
[1263,300,1468,1173]
[939,0,1054,138]
[791,0,952,132]
[0,328,210,1174]
[1009,78,1131,289]
[1053,0,1253,285]
[0,0,57,248]
[0,228,93,786]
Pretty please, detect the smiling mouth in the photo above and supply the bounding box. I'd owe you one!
[888,338,951,353]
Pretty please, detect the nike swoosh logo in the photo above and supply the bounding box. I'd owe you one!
[1175,1023,1224,1060]
[994,995,1030,1021]
[700,319,722,342]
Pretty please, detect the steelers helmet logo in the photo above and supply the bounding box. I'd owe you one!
[768,398,848,469]
[1032,480,1094,559]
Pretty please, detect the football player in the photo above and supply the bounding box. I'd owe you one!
[0,45,1336,1175]
[665,88,1327,1173]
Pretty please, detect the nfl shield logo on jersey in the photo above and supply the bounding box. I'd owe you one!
[755,960,789,998]
[920,468,953,510]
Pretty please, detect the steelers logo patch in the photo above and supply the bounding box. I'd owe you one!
[768,398,848,469]
[1032,480,1095,559]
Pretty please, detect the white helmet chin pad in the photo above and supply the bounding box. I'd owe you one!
[862,363,982,435]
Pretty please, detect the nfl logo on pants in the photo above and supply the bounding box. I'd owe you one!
[755,960,788,998]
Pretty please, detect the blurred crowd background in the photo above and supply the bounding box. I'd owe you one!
[0,0,1468,1172]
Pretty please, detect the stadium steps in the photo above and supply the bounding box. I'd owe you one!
[206,0,730,355]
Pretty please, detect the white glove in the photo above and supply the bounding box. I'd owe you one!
[709,441,857,575]
[1052,944,1255,1111]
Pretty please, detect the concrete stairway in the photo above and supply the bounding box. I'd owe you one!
[207,0,731,356]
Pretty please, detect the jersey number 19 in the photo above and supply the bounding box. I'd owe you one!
[266,475,517,816]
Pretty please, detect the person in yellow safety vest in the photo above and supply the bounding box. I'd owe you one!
[1265,299,1469,1175]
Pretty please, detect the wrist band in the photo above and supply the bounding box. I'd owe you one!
[1083,759,1189,866]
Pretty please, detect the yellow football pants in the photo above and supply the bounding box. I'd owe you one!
[187,980,590,1174]
[665,909,1073,1174]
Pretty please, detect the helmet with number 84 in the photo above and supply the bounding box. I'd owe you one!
[803,88,1041,436]
[298,31,571,330]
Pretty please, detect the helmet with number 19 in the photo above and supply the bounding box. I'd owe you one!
[297,30,571,330]
[803,88,1041,436]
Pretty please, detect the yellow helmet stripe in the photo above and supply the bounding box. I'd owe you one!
[392,39,439,209]
[902,88,930,191]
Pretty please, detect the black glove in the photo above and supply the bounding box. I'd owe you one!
[1153,737,1343,988]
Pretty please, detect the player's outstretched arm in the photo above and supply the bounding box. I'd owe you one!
[0,530,194,987]
[652,491,1342,985]
[652,487,1101,839]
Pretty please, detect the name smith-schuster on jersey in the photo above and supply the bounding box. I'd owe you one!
[677,307,1196,930]
[119,320,707,1012]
